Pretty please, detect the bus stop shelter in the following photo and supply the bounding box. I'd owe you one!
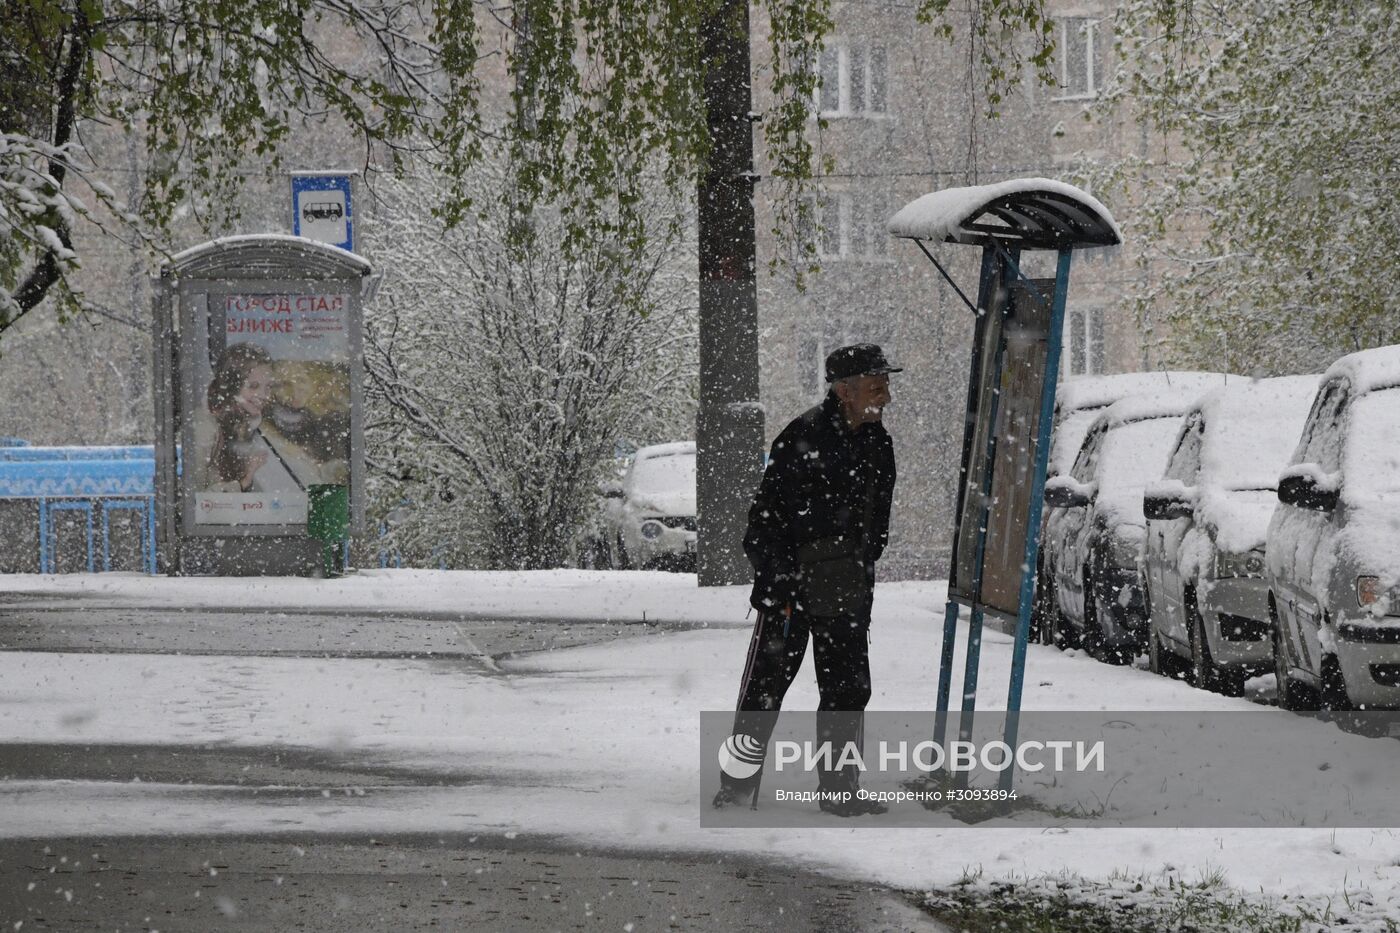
[888,178,1121,788]
[152,235,375,576]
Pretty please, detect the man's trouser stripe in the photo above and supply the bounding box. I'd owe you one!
[735,610,770,710]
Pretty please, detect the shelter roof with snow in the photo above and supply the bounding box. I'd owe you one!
[162,234,372,280]
[887,177,1121,250]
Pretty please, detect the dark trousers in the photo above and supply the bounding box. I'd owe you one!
[727,607,872,793]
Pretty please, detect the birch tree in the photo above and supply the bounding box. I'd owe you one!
[2,0,1057,341]
[1104,0,1400,373]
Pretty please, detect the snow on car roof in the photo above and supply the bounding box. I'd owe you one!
[1094,376,1234,429]
[1322,343,1400,394]
[1055,371,1232,417]
[886,177,1121,248]
[633,441,695,460]
[1047,372,1232,477]
[1193,375,1320,488]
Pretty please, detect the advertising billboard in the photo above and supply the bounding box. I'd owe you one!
[185,290,352,528]
[948,273,1056,617]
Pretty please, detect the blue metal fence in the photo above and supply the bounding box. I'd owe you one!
[0,444,157,574]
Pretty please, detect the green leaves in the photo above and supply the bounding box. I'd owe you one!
[2,0,1062,336]
[1104,0,1400,373]
[917,0,1055,113]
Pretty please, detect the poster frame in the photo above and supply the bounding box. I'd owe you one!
[177,276,365,538]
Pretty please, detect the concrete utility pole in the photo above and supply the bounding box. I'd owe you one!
[697,0,765,586]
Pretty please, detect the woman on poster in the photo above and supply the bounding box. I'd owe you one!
[200,343,346,494]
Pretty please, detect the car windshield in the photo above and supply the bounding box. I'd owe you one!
[1097,417,1179,492]
[629,452,696,497]
[1050,408,1103,477]
[1345,388,1400,496]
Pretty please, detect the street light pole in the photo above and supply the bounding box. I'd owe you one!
[696,0,765,586]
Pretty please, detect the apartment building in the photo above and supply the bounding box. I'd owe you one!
[750,0,1153,577]
[2,3,1166,577]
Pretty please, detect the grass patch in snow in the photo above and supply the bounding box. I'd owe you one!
[921,867,1400,932]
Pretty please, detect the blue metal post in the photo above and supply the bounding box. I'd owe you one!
[145,498,157,574]
[935,245,1001,751]
[47,500,96,572]
[932,600,960,748]
[37,497,49,573]
[101,502,111,571]
[999,248,1074,792]
[83,502,95,572]
[953,247,1014,787]
[960,247,1013,720]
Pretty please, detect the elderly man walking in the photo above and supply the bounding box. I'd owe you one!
[715,343,900,817]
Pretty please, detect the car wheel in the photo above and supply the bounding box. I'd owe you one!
[1188,592,1243,696]
[1271,601,1318,711]
[1149,622,1186,680]
[1090,592,1132,665]
[615,533,632,571]
[1050,605,1080,651]
[1079,574,1107,660]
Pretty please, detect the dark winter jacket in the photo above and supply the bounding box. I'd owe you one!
[743,392,896,613]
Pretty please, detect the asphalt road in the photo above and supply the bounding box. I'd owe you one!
[0,602,950,932]
[0,834,946,932]
[0,603,708,662]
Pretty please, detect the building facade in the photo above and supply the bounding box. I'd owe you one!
[751,0,1155,577]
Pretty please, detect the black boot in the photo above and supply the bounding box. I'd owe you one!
[712,776,761,810]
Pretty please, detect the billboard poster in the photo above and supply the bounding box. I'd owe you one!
[980,277,1055,614]
[188,292,352,527]
[949,270,1006,604]
[948,272,1056,616]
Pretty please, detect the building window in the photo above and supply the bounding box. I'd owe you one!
[1064,306,1104,376]
[809,192,890,262]
[1053,17,1099,99]
[814,40,888,117]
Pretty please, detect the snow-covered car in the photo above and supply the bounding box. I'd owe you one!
[1267,347,1400,710]
[598,441,697,571]
[1141,376,1319,694]
[1042,383,1229,660]
[1033,372,1233,639]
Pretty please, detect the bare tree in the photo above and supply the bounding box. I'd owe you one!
[362,154,697,569]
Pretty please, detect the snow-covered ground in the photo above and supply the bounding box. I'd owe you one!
[4,569,1400,922]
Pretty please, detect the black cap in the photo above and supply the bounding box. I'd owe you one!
[825,343,903,383]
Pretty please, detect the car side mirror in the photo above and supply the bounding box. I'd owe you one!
[1143,481,1195,521]
[1277,466,1339,512]
[1044,476,1094,509]
[599,482,624,499]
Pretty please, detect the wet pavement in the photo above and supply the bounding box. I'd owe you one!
[0,834,948,932]
[0,604,701,662]
[0,603,949,931]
